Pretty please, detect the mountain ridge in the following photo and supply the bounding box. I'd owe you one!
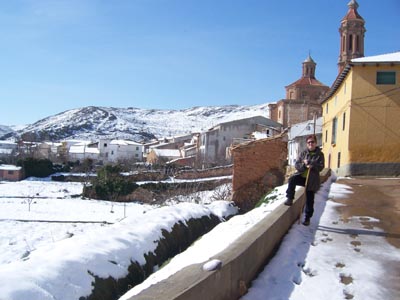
[1,103,271,142]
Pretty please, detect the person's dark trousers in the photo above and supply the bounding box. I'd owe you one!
[286,174,315,219]
[304,190,315,219]
[286,174,306,200]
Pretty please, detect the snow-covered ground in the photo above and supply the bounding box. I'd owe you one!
[1,175,399,300]
[0,178,237,300]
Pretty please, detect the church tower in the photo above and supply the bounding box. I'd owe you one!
[302,54,316,78]
[338,0,366,73]
[268,54,329,127]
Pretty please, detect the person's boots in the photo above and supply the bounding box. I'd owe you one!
[284,198,293,206]
[302,217,310,226]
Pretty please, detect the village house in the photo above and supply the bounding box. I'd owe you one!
[199,116,282,166]
[319,1,400,176]
[287,117,322,168]
[321,51,400,176]
[35,142,63,161]
[68,141,100,162]
[143,134,195,164]
[0,141,17,162]
[144,134,193,154]
[0,164,23,181]
[98,139,144,163]
[146,148,182,165]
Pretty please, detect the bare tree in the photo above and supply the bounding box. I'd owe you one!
[211,184,232,202]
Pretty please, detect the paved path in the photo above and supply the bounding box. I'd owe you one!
[242,177,400,300]
[331,177,400,297]
[333,178,400,248]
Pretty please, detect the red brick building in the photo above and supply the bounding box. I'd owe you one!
[268,55,329,128]
[0,165,23,181]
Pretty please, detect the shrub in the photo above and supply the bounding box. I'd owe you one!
[17,157,54,178]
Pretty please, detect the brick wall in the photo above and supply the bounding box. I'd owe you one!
[175,165,232,180]
[231,134,288,212]
[0,168,23,181]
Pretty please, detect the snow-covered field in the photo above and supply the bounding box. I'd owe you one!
[0,178,237,300]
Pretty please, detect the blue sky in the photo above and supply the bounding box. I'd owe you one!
[1,0,399,125]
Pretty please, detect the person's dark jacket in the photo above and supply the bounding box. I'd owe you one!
[294,146,325,192]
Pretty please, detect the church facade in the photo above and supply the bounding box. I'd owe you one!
[269,0,366,129]
[268,55,329,128]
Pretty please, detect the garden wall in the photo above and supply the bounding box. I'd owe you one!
[230,134,288,212]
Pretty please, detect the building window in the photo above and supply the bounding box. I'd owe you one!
[135,154,139,157]
[343,112,346,131]
[356,35,360,51]
[337,152,341,168]
[326,103,329,114]
[342,36,345,51]
[136,147,139,150]
[332,117,337,145]
[325,130,328,143]
[8,170,14,175]
[349,34,353,51]
[104,143,107,147]
[376,71,396,85]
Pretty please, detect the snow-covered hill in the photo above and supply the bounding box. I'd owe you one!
[1,104,270,142]
[0,125,14,137]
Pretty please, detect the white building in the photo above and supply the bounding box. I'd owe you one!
[0,141,17,159]
[98,139,143,163]
[287,117,322,167]
[68,141,100,162]
[199,116,282,165]
[146,148,182,164]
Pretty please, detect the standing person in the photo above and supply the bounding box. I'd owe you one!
[284,134,325,226]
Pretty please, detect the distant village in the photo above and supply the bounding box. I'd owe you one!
[0,115,283,177]
[1,0,399,181]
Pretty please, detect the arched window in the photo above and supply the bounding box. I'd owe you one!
[342,36,345,52]
[349,34,353,51]
[356,35,359,51]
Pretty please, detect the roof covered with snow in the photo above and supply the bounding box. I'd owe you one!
[322,51,400,103]
[0,164,22,171]
[110,140,142,146]
[69,145,100,154]
[151,148,181,157]
[352,51,400,63]
[288,117,322,140]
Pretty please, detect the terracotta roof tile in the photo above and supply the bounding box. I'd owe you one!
[286,77,327,88]
[342,8,364,21]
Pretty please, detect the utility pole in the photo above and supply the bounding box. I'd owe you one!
[313,112,317,136]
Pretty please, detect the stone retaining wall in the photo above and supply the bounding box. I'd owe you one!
[126,169,331,300]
